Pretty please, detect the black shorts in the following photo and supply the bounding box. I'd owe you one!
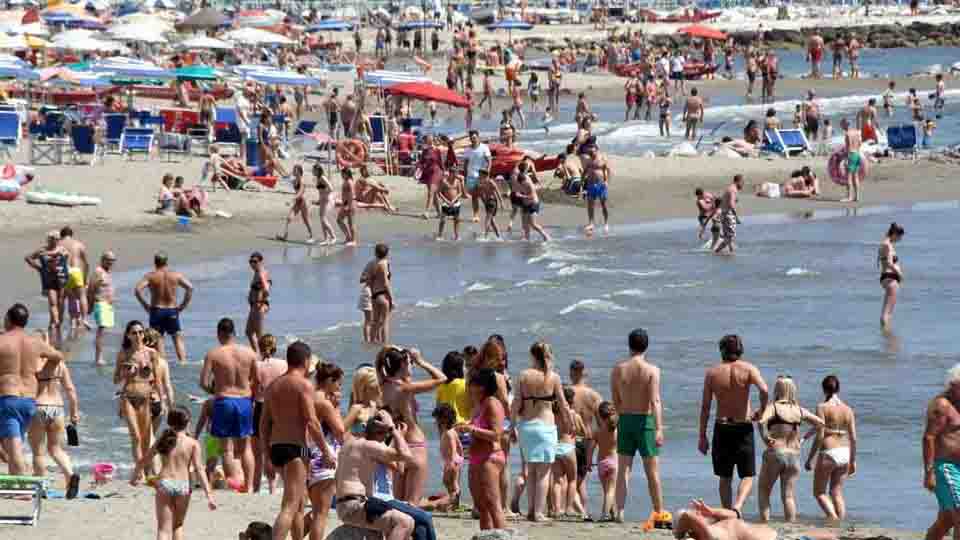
[510,192,523,208]
[483,198,498,215]
[441,203,461,218]
[575,439,588,479]
[270,443,307,468]
[747,69,756,83]
[805,117,819,135]
[252,401,263,437]
[711,422,756,478]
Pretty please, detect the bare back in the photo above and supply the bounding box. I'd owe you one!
[0,330,49,397]
[611,356,658,415]
[159,432,200,482]
[517,369,561,423]
[572,382,602,431]
[145,268,183,308]
[818,399,854,450]
[205,344,257,398]
[265,374,313,446]
[59,237,86,269]
[336,438,394,496]
[705,361,758,421]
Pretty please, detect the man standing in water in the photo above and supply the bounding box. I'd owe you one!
[0,303,64,475]
[583,145,611,235]
[570,359,603,516]
[683,87,704,142]
[59,226,91,332]
[807,31,824,79]
[87,251,116,366]
[840,118,863,203]
[856,98,879,143]
[698,334,769,513]
[200,318,258,493]
[610,329,666,526]
[924,365,960,540]
[711,175,744,255]
[134,252,193,364]
[261,341,334,540]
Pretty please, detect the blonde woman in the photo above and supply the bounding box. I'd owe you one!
[344,365,397,500]
[510,341,571,522]
[805,375,857,521]
[114,320,164,480]
[144,329,174,438]
[252,334,287,494]
[28,331,81,498]
[756,376,825,522]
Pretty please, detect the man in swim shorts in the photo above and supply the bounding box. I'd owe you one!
[87,251,117,366]
[673,499,836,540]
[923,365,960,540]
[570,359,602,512]
[463,130,491,223]
[436,170,464,241]
[683,87,704,142]
[711,175,744,255]
[200,318,258,493]
[698,334,769,513]
[807,32,824,79]
[135,252,194,364]
[58,226,91,332]
[840,118,863,203]
[260,341,335,540]
[610,329,667,526]
[0,304,64,474]
[582,145,611,235]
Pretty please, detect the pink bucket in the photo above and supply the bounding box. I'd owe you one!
[93,463,115,484]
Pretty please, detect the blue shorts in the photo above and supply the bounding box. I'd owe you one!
[586,182,608,201]
[0,396,36,440]
[211,396,254,439]
[518,419,557,464]
[935,459,960,512]
[149,307,181,336]
[465,175,480,192]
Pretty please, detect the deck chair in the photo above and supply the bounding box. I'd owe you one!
[142,115,165,132]
[43,111,66,139]
[158,131,191,162]
[103,113,126,154]
[0,475,45,526]
[762,128,809,157]
[120,127,155,160]
[887,124,918,161]
[289,120,318,156]
[70,124,101,165]
[214,123,241,157]
[187,124,211,157]
[0,111,21,160]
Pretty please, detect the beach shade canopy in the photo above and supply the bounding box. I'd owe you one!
[236,9,285,28]
[486,19,534,31]
[305,19,356,32]
[175,65,219,81]
[0,60,38,80]
[362,69,430,87]
[40,66,110,87]
[397,20,442,31]
[108,23,167,43]
[223,27,293,46]
[176,35,233,50]
[176,8,229,32]
[91,57,174,80]
[676,24,727,40]
[245,68,320,86]
[384,81,470,108]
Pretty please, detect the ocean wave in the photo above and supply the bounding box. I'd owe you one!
[515,279,549,288]
[559,299,628,315]
[664,281,706,289]
[611,288,647,297]
[785,267,819,277]
[466,282,494,292]
[527,248,593,264]
[323,321,362,333]
[415,300,440,308]
[547,261,567,270]
[557,264,663,278]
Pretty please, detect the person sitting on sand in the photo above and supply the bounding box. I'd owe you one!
[157,174,175,215]
[755,167,819,199]
[744,120,762,146]
[356,165,397,213]
[763,108,780,131]
[673,499,835,540]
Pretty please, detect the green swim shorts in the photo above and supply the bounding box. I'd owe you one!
[847,151,862,174]
[617,413,659,458]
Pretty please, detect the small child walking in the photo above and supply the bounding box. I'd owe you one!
[595,401,619,522]
[421,403,464,511]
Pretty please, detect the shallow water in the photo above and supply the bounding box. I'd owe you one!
[53,201,959,530]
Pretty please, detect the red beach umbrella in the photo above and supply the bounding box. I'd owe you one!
[384,82,470,109]
[677,24,727,41]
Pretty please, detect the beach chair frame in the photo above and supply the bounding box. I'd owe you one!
[0,111,21,160]
[763,128,809,158]
[0,475,45,526]
[120,127,155,161]
[887,124,919,162]
[103,113,127,154]
[70,124,102,166]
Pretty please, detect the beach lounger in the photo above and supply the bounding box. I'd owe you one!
[103,113,126,154]
[158,132,191,162]
[120,127,155,160]
[289,120,319,157]
[0,475,45,526]
[0,111,21,160]
[43,111,66,139]
[70,124,101,165]
[142,115,165,132]
[887,124,919,161]
[763,128,809,157]
[187,124,211,156]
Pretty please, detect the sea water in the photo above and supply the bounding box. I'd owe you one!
[59,202,959,530]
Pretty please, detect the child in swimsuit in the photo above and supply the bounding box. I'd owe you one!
[477,173,503,240]
[595,401,619,522]
[551,385,586,518]
[420,404,463,511]
[132,406,216,540]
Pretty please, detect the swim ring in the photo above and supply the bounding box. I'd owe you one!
[336,139,367,169]
[828,149,870,186]
[0,180,20,201]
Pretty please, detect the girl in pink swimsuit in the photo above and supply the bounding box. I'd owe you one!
[457,368,506,530]
[421,403,465,511]
[595,401,619,521]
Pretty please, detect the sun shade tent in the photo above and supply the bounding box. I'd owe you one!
[676,24,727,40]
[486,18,533,43]
[175,7,229,32]
[397,20,443,31]
[175,65,219,82]
[176,35,234,50]
[305,19,356,32]
[362,70,430,87]
[246,69,320,86]
[91,58,175,80]
[223,27,293,46]
[384,81,470,108]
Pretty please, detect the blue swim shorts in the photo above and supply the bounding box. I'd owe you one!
[0,396,36,440]
[211,396,254,439]
[149,307,181,336]
[518,419,558,464]
[935,459,960,512]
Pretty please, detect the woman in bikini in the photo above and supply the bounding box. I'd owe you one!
[805,375,857,521]
[278,164,315,243]
[756,376,825,522]
[114,320,164,481]
[343,365,397,499]
[878,222,905,328]
[313,164,338,245]
[131,406,216,540]
[245,252,271,354]
[28,337,81,497]
[473,337,515,517]
[457,367,506,530]
[369,243,393,344]
[25,231,69,342]
[306,364,346,540]
[510,341,571,522]
[376,346,447,505]
[143,329,174,439]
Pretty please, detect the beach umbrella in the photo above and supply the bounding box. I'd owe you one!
[176,35,233,50]
[236,9,284,28]
[0,61,38,80]
[0,34,28,51]
[486,19,534,44]
[397,20,442,31]
[115,2,139,17]
[223,27,293,46]
[245,68,320,86]
[108,24,167,43]
[384,81,470,108]
[175,7,229,32]
[40,66,109,87]
[143,0,176,10]
[175,65,219,82]
[362,69,430,87]
[676,24,727,41]
[91,57,174,80]
[305,20,355,33]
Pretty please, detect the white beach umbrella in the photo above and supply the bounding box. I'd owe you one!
[223,27,293,46]
[176,35,234,50]
[0,34,28,51]
[108,24,167,43]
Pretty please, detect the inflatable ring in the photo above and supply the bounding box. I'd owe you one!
[336,139,368,169]
[828,149,871,186]
[0,180,20,201]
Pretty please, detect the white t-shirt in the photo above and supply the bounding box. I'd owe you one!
[464,143,491,181]
[657,57,670,77]
[671,55,686,73]
[234,94,250,134]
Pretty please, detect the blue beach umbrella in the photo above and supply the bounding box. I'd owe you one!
[246,69,320,87]
[397,20,443,32]
[486,19,534,44]
[305,20,356,33]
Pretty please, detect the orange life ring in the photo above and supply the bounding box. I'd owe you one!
[336,139,367,169]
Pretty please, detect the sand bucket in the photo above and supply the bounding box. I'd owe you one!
[93,462,115,484]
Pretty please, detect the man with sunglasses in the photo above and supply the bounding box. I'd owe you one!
[698,334,769,514]
[87,251,116,366]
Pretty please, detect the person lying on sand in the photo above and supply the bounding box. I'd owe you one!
[755,166,819,199]
[716,137,758,158]
[673,499,835,540]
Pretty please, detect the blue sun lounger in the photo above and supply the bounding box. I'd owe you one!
[887,124,918,161]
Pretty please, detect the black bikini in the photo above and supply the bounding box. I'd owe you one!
[270,443,308,468]
[880,255,901,283]
[767,404,800,432]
